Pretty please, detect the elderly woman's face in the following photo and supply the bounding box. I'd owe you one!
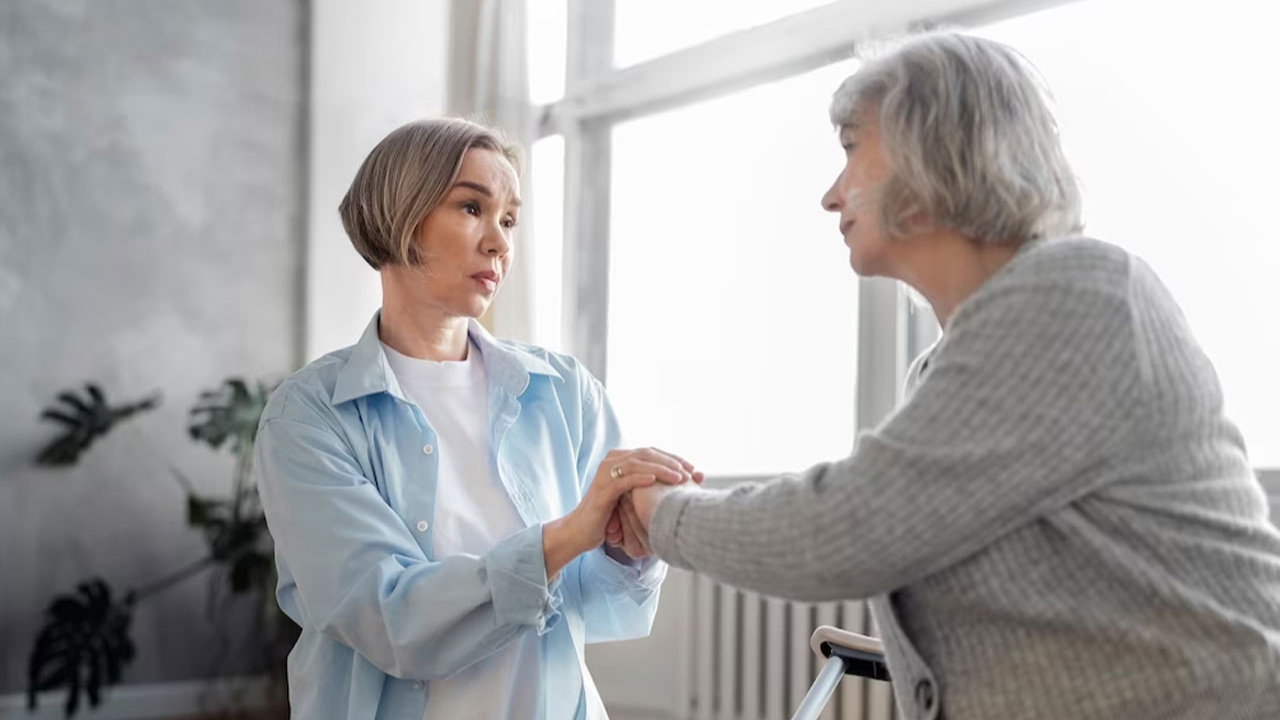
[407,148,520,319]
[821,112,895,277]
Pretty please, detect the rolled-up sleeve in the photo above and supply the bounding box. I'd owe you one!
[256,412,563,680]
[572,369,667,643]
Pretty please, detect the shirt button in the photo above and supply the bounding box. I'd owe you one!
[422,444,434,455]
[416,520,429,532]
[412,680,424,690]
[915,678,936,712]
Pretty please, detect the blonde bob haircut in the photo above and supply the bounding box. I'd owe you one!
[339,117,521,269]
[830,31,1083,245]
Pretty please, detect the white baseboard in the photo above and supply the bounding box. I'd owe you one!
[0,676,273,720]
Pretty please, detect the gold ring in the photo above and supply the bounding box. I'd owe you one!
[610,465,624,480]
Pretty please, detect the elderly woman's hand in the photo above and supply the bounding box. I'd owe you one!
[629,475,708,534]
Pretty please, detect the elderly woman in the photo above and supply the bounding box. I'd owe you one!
[255,118,698,719]
[630,32,1280,720]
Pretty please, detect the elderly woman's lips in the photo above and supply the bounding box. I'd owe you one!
[840,220,855,235]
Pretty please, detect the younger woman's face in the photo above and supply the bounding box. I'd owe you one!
[398,148,521,319]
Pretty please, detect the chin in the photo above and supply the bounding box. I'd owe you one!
[847,243,890,278]
[465,297,494,319]
[438,296,490,320]
[847,251,874,277]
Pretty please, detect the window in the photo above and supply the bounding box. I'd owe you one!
[526,0,566,105]
[606,61,859,474]
[976,0,1280,467]
[529,135,566,352]
[614,0,839,67]
[530,0,1280,472]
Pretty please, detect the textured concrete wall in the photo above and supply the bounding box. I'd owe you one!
[0,0,305,694]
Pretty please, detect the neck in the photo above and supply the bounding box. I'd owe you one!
[378,280,470,362]
[895,231,1022,327]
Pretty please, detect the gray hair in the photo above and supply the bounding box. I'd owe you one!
[829,31,1082,244]
[339,117,521,269]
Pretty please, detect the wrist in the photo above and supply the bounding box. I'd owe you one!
[634,482,677,527]
[542,513,591,579]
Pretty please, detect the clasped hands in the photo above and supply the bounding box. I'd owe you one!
[596,447,704,560]
[543,447,703,578]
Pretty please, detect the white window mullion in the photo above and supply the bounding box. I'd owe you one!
[561,0,615,380]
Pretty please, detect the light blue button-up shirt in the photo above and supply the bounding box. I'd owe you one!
[254,312,666,719]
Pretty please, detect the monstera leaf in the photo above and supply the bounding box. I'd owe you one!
[27,579,135,717]
[186,486,271,591]
[187,378,273,455]
[187,494,264,556]
[36,385,160,466]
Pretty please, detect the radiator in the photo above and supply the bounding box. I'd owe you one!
[678,573,896,720]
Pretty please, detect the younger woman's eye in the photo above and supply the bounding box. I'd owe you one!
[462,201,481,216]
[501,216,518,230]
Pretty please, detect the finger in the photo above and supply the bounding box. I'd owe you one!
[652,447,696,474]
[609,459,684,485]
[620,505,645,558]
[605,510,623,545]
[610,473,657,501]
[619,497,646,558]
[627,448,689,479]
[693,471,706,485]
[612,495,636,554]
[621,497,651,555]
[623,460,686,485]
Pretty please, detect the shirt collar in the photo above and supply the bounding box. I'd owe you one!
[331,311,562,405]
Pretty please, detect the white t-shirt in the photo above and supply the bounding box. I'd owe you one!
[382,340,541,720]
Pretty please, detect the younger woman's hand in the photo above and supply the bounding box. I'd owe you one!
[544,447,693,577]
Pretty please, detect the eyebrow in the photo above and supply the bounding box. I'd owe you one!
[452,180,522,207]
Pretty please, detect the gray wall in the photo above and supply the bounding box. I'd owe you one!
[0,0,306,694]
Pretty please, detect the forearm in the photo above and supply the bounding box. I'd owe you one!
[290,523,563,680]
[647,476,880,601]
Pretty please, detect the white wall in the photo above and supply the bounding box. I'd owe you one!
[588,570,693,719]
[305,0,450,361]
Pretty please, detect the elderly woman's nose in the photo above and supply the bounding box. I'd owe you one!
[822,178,843,212]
